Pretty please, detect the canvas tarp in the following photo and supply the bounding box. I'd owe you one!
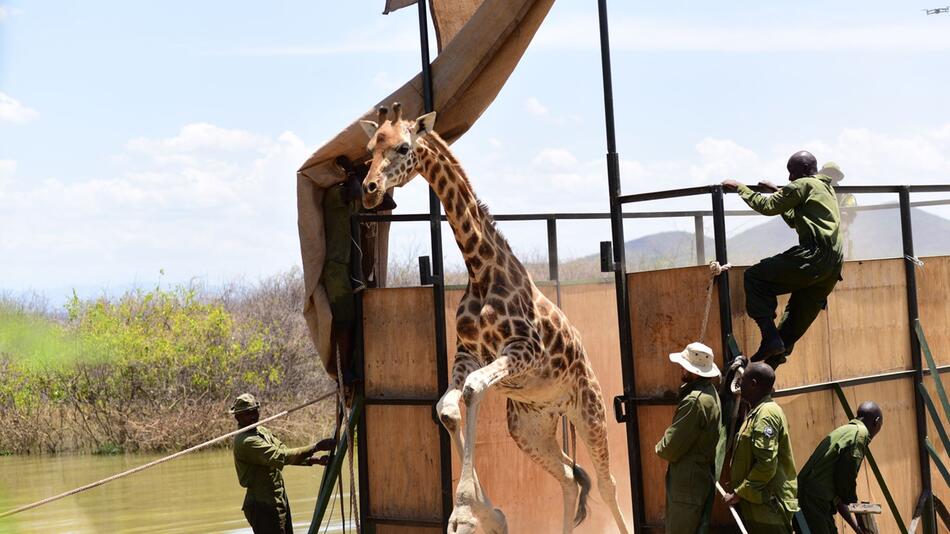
[297,0,555,375]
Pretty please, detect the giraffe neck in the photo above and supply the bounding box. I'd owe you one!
[416,134,520,288]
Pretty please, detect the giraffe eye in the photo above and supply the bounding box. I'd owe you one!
[396,144,410,156]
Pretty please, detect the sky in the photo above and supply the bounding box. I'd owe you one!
[1,1,949,303]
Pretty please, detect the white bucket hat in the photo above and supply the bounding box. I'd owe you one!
[669,342,721,378]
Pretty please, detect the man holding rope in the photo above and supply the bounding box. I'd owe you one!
[230,393,336,534]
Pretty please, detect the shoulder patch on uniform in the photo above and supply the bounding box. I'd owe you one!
[763,426,775,438]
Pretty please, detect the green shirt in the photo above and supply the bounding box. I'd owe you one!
[798,419,870,504]
[655,378,723,505]
[233,425,311,506]
[731,396,799,520]
[737,174,842,252]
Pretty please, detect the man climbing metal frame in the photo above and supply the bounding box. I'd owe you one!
[795,401,884,534]
[722,150,844,369]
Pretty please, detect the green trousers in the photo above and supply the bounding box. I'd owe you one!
[795,494,837,534]
[744,244,842,358]
[243,499,293,534]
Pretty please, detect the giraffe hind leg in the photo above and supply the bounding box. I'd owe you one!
[507,400,588,534]
[572,381,631,534]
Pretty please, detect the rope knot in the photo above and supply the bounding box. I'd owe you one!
[708,261,732,276]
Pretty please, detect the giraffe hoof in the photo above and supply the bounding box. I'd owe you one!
[448,506,478,534]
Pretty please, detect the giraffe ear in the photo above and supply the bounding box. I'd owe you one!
[358,120,379,139]
[414,112,437,136]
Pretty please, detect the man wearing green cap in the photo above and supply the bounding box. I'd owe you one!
[796,401,883,534]
[722,150,844,369]
[656,342,724,533]
[230,393,335,534]
[723,363,798,533]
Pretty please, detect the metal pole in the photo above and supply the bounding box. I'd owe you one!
[900,186,936,534]
[711,187,734,363]
[351,215,373,534]
[596,0,645,529]
[416,1,453,528]
[694,215,706,265]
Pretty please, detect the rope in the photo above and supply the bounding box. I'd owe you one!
[0,390,336,519]
[334,346,360,534]
[698,261,731,344]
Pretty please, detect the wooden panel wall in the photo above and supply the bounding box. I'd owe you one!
[919,256,950,366]
[361,256,947,532]
[628,257,939,531]
[362,287,444,525]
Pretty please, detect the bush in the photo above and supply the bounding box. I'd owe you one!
[0,269,334,454]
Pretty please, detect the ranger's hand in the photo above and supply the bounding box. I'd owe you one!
[310,438,337,455]
[758,180,780,193]
[722,492,741,506]
[721,179,741,192]
[305,455,331,466]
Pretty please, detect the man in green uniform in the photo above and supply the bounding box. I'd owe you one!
[656,342,724,534]
[230,393,335,534]
[796,401,883,534]
[724,363,798,533]
[821,162,857,258]
[722,151,844,368]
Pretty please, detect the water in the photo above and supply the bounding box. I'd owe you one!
[0,449,356,533]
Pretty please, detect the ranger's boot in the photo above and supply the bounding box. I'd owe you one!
[751,317,785,362]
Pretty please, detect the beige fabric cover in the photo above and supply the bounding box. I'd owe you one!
[297,0,555,374]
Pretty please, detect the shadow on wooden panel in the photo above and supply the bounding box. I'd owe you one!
[446,283,631,533]
[924,375,950,534]
[728,266,832,390]
[827,259,909,379]
[627,266,724,396]
[838,380,921,534]
[560,282,633,533]
[363,287,438,399]
[365,405,442,522]
[918,256,950,366]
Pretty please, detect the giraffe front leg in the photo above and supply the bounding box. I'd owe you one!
[449,354,521,534]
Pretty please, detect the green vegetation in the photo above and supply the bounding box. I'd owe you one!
[0,269,333,454]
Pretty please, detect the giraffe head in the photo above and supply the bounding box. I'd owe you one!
[359,102,437,209]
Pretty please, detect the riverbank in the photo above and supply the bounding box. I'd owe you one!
[0,269,336,454]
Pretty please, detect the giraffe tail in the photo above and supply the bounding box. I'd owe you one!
[572,463,592,527]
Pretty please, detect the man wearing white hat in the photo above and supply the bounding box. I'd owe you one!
[655,342,723,533]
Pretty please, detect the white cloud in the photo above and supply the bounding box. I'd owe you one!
[0,92,39,124]
[0,5,24,22]
[125,123,270,155]
[525,96,549,117]
[536,16,950,53]
[0,124,311,291]
[532,147,579,170]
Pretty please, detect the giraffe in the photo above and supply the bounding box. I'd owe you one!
[358,103,631,534]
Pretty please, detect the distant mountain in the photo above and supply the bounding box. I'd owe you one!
[728,207,950,265]
[561,208,950,276]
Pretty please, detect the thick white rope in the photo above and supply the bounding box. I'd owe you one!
[698,261,731,344]
[0,390,337,519]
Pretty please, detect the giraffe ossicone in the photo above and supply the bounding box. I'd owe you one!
[360,103,631,534]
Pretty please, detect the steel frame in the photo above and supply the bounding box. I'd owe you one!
[338,1,950,532]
